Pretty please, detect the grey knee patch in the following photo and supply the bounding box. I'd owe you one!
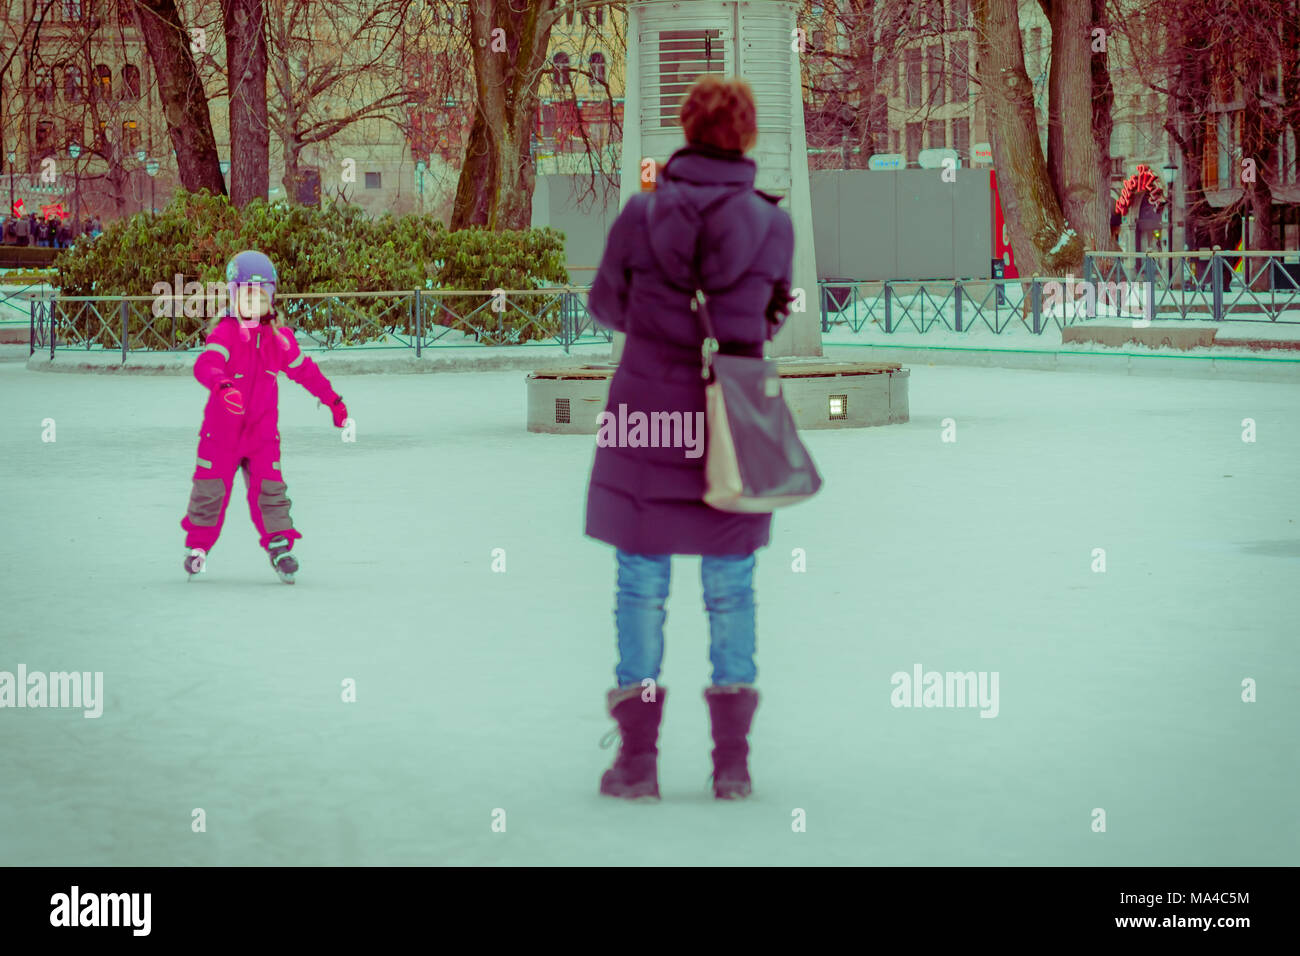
[186,478,227,526]
[258,479,293,532]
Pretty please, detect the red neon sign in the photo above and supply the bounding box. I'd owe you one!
[1114,164,1166,217]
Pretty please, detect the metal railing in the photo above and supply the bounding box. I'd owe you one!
[28,287,613,358]
[1082,250,1300,323]
[820,251,1300,336]
[21,252,1300,361]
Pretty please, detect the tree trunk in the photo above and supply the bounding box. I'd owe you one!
[130,0,226,196]
[281,142,302,206]
[1088,0,1116,249]
[451,0,556,230]
[221,0,270,207]
[1044,0,1110,257]
[973,0,1082,276]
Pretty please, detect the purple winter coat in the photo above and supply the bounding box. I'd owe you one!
[584,144,795,556]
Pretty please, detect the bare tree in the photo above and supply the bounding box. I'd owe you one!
[1040,0,1113,253]
[451,0,620,231]
[971,0,1082,274]
[131,0,226,195]
[265,0,435,205]
[221,0,269,205]
[1126,0,1299,257]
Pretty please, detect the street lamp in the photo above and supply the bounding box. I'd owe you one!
[135,149,146,215]
[6,150,14,219]
[1161,161,1178,279]
[68,143,82,231]
[415,159,426,215]
[145,158,159,215]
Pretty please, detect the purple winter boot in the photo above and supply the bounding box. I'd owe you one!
[704,684,760,799]
[599,686,666,800]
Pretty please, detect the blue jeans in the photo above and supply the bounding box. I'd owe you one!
[613,549,757,689]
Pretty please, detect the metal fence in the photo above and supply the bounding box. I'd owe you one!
[1082,250,1300,323]
[28,287,613,358]
[22,251,1300,360]
[820,250,1300,336]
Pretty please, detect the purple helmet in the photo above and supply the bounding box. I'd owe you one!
[225,249,277,318]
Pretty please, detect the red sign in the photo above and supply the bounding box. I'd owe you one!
[990,168,1019,278]
[41,203,67,220]
[1114,164,1166,217]
[11,198,24,216]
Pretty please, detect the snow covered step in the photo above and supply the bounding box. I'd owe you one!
[1061,325,1217,350]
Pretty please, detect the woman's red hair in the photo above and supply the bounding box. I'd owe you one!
[679,75,758,153]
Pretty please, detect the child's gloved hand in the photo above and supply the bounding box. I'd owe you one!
[215,380,245,416]
[329,395,348,428]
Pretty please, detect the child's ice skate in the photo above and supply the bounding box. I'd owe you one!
[183,547,207,579]
[267,535,298,584]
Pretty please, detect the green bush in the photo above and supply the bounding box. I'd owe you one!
[52,190,571,348]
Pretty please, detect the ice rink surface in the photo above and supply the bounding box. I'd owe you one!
[1,357,1297,865]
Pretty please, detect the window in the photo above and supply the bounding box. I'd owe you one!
[656,29,725,127]
[64,65,82,103]
[926,46,944,105]
[590,51,606,83]
[62,0,83,19]
[906,122,922,162]
[923,0,941,26]
[891,129,900,154]
[95,120,108,149]
[123,64,141,100]
[36,121,54,150]
[927,120,945,149]
[35,70,54,104]
[905,50,921,108]
[553,52,571,87]
[951,0,970,28]
[123,120,141,154]
[565,7,574,26]
[364,171,381,189]
[953,42,969,100]
[953,117,970,162]
[93,64,111,102]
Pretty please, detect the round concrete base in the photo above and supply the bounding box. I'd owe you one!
[526,360,909,434]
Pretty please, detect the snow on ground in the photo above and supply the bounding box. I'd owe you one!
[1,355,1297,865]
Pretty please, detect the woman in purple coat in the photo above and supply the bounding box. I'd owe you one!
[585,76,795,801]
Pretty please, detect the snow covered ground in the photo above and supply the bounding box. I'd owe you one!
[1,354,1297,865]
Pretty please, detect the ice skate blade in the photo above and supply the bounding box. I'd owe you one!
[600,793,660,803]
[599,785,660,801]
[276,572,295,584]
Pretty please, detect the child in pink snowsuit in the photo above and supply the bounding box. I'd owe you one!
[181,249,347,581]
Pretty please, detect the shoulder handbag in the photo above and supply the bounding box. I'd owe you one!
[679,198,823,513]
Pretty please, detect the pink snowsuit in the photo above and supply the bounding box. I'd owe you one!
[181,314,339,553]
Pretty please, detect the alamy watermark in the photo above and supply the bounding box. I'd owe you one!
[151,274,229,319]
[1041,276,1154,327]
[50,886,150,935]
[891,664,999,718]
[596,404,704,459]
[0,665,103,718]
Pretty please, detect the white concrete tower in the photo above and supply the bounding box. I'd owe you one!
[617,0,822,358]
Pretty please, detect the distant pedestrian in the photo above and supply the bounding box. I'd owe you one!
[13,213,29,246]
